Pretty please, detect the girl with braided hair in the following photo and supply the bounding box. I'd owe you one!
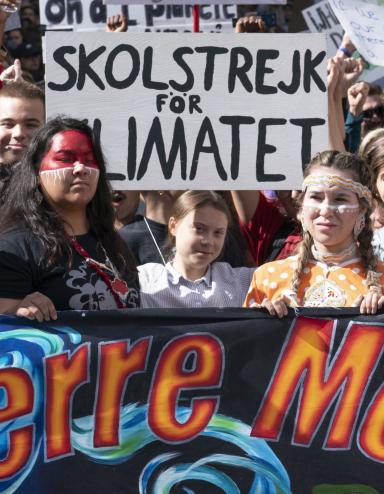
[244,150,384,316]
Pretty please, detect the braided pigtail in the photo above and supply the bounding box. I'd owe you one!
[358,211,381,293]
[289,230,313,304]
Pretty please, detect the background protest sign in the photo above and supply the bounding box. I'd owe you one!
[303,0,343,57]
[1,308,384,493]
[40,0,235,33]
[329,0,384,66]
[40,0,125,30]
[105,0,287,5]
[303,0,384,84]
[45,32,327,190]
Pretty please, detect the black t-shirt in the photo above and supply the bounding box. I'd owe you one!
[0,229,140,310]
[119,215,167,265]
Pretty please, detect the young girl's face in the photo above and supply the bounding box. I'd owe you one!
[169,204,229,271]
[301,166,363,250]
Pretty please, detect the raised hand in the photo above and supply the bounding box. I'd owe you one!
[106,14,128,33]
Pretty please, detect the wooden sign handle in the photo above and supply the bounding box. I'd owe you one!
[193,5,200,33]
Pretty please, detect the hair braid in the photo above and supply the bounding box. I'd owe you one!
[290,230,313,302]
[358,216,380,290]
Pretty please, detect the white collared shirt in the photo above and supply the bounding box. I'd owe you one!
[138,262,255,308]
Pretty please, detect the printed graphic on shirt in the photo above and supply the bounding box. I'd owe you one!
[66,261,139,309]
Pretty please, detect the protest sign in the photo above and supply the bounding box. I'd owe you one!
[329,0,384,66]
[105,0,286,4]
[40,0,235,33]
[45,32,328,190]
[40,0,131,31]
[303,0,343,56]
[126,4,236,34]
[1,308,383,493]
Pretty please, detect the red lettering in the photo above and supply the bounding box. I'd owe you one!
[148,334,223,442]
[94,338,151,447]
[0,368,34,479]
[252,318,384,449]
[45,344,89,459]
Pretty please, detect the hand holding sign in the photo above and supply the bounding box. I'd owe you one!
[235,16,266,34]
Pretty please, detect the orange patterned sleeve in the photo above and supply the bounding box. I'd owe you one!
[243,266,269,307]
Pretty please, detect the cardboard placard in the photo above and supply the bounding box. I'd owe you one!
[45,32,328,190]
[40,0,235,33]
[329,0,384,66]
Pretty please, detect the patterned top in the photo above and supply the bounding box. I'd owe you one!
[139,262,255,308]
[244,256,384,308]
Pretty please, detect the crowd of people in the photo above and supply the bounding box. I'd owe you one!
[1,1,384,321]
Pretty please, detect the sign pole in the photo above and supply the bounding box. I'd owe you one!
[193,4,200,32]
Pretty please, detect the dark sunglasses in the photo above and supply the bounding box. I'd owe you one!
[362,106,384,120]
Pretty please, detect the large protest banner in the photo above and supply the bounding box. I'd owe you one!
[45,32,328,190]
[1,308,384,493]
[40,0,236,33]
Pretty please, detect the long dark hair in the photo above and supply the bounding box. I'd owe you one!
[0,116,136,276]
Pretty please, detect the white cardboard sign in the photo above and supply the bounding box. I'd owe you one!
[45,32,327,190]
[126,4,236,33]
[104,0,286,4]
[40,0,235,33]
[302,0,343,57]
[329,0,384,66]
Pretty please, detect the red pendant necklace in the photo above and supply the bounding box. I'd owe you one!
[69,236,129,309]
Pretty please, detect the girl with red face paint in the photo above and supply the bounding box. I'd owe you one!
[0,116,139,320]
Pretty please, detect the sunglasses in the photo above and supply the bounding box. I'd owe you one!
[362,106,384,120]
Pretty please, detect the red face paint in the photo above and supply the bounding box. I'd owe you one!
[40,130,99,172]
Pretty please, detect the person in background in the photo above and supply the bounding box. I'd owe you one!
[113,190,140,230]
[5,28,23,55]
[19,4,39,29]
[360,84,384,137]
[139,190,255,308]
[0,80,44,165]
[0,80,44,203]
[12,41,43,85]
[0,116,139,320]
[244,150,384,316]
[359,128,384,261]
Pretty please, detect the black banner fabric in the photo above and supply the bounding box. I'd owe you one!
[1,308,383,494]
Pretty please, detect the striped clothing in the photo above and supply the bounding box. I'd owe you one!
[138,262,255,308]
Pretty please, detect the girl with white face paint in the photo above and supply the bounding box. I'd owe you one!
[0,117,140,320]
[244,150,384,316]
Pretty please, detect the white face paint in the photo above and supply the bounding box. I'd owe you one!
[302,200,360,214]
[39,166,99,185]
[39,131,100,212]
[300,167,364,252]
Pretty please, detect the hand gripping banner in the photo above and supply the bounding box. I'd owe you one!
[0,308,383,493]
